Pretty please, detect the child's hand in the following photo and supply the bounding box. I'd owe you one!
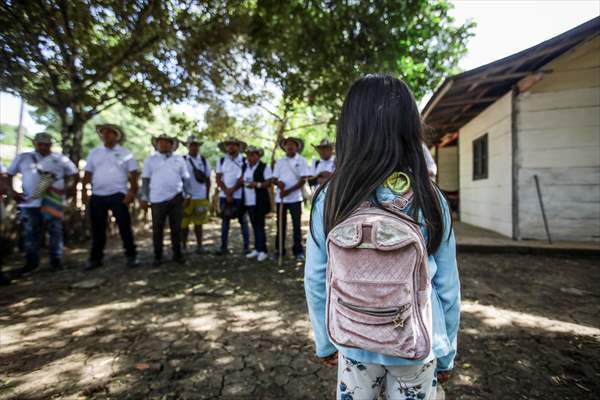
[437,370,452,383]
[320,351,338,367]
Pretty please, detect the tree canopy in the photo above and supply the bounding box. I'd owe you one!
[1,0,474,164]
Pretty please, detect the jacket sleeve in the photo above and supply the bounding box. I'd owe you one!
[432,198,460,372]
[304,194,337,357]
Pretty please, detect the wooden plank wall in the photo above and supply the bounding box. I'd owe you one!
[459,92,513,237]
[516,36,600,241]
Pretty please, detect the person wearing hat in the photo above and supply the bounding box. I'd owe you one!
[7,132,78,272]
[272,137,311,262]
[242,146,272,262]
[82,124,140,270]
[215,137,250,255]
[181,135,212,254]
[309,138,336,188]
[140,134,191,265]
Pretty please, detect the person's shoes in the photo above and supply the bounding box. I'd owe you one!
[153,258,163,267]
[195,246,208,255]
[257,252,268,262]
[215,248,230,256]
[50,259,63,271]
[84,259,102,271]
[127,256,141,268]
[20,263,38,274]
[0,271,11,286]
[246,250,259,259]
[294,254,306,262]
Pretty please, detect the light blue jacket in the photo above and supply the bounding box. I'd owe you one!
[304,187,460,371]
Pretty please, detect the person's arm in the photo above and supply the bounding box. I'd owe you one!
[123,170,139,204]
[82,171,92,203]
[139,159,151,208]
[181,161,192,198]
[6,155,24,202]
[304,192,338,360]
[432,195,460,375]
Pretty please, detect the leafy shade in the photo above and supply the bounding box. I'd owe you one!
[0,0,245,164]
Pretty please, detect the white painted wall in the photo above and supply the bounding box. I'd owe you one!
[516,36,600,241]
[459,91,513,237]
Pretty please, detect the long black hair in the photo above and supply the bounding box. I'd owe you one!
[310,74,445,254]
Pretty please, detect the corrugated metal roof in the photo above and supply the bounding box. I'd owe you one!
[422,16,600,143]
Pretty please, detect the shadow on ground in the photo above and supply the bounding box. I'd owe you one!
[1,219,599,399]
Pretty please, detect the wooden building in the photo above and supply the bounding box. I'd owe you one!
[423,17,600,242]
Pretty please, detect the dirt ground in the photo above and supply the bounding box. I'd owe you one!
[0,218,599,399]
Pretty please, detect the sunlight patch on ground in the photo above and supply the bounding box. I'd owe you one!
[462,301,600,338]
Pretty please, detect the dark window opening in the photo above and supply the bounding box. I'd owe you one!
[473,134,488,180]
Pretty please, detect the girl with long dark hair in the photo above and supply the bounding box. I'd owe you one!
[305,74,460,399]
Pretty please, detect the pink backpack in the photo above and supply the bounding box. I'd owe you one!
[326,193,432,359]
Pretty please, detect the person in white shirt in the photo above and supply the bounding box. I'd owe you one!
[215,137,250,255]
[422,143,438,177]
[140,134,191,266]
[272,137,311,262]
[181,135,212,254]
[309,138,336,189]
[7,132,78,272]
[243,146,272,262]
[82,124,140,270]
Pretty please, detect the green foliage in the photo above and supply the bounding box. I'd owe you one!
[0,0,245,163]
[248,0,474,109]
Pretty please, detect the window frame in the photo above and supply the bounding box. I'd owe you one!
[472,133,488,181]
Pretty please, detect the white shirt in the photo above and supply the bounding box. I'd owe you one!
[312,156,336,177]
[273,154,311,204]
[85,145,138,196]
[423,143,437,177]
[7,151,78,208]
[243,162,272,206]
[142,152,190,203]
[184,154,211,200]
[216,154,245,200]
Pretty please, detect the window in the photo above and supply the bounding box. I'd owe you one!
[473,134,488,180]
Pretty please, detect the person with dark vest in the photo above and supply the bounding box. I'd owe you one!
[242,146,272,262]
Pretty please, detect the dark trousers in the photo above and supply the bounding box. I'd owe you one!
[89,193,136,261]
[219,198,249,251]
[275,201,303,256]
[247,206,267,253]
[151,194,184,260]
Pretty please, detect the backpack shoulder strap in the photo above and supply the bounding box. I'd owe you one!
[241,157,247,174]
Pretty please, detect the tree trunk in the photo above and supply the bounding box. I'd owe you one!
[270,104,291,168]
[60,119,85,167]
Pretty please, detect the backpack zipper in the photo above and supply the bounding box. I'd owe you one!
[337,298,411,327]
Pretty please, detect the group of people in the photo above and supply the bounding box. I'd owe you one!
[0,124,337,284]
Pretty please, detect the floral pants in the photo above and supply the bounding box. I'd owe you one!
[337,355,437,400]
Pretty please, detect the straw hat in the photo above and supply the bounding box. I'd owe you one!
[151,134,179,152]
[279,137,304,153]
[245,145,264,157]
[185,135,203,146]
[95,124,124,143]
[312,138,335,149]
[31,132,53,144]
[218,137,247,153]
